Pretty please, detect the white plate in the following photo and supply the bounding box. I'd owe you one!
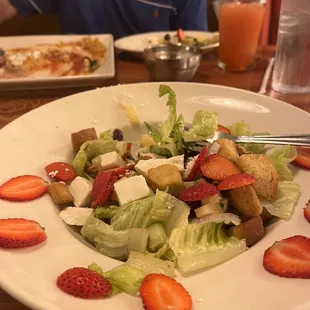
[0,83,309,310]
[114,31,219,53]
[0,34,115,90]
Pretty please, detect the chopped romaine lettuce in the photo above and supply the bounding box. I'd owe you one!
[147,223,167,252]
[72,149,88,176]
[111,191,186,231]
[126,251,175,277]
[128,228,149,253]
[154,243,177,265]
[150,143,177,157]
[228,120,268,154]
[94,206,119,220]
[260,181,300,219]
[81,139,117,160]
[144,122,162,143]
[183,111,218,142]
[169,222,246,274]
[99,129,113,140]
[266,145,297,181]
[81,215,129,260]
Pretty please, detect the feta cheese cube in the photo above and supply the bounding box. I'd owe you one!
[135,155,184,176]
[114,175,152,205]
[68,176,93,208]
[100,151,126,170]
[59,207,93,226]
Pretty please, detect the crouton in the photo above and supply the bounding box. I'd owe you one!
[216,138,239,164]
[261,207,273,221]
[71,127,97,152]
[147,164,184,196]
[228,216,265,246]
[48,182,74,206]
[238,154,278,200]
[228,185,262,218]
[236,145,252,155]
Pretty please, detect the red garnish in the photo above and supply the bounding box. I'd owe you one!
[216,124,230,134]
[217,173,256,190]
[45,162,76,182]
[57,267,112,299]
[292,147,310,169]
[139,274,192,310]
[0,218,47,248]
[263,235,310,279]
[185,147,208,181]
[0,175,48,201]
[178,181,218,202]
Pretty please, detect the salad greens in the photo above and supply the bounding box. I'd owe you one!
[267,145,297,181]
[169,222,246,274]
[53,84,305,300]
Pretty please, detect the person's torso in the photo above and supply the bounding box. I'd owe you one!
[58,0,177,39]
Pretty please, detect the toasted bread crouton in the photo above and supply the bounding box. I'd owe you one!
[147,164,184,196]
[216,138,239,164]
[228,185,262,218]
[261,207,273,221]
[228,216,265,246]
[71,127,97,152]
[48,182,74,206]
[236,145,253,155]
[238,154,278,200]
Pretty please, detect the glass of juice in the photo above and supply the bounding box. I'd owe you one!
[218,0,265,72]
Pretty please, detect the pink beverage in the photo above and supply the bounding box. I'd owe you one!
[218,1,265,72]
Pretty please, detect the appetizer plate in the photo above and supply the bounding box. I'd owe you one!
[0,34,115,90]
[114,31,219,53]
[0,83,309,310]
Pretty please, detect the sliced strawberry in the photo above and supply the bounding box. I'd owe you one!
[217,173,256,190]
[304,200,310,223]
[91,171,117,208]
[0,175,48,202]
[178,181,218,202]
[121,143,132,160]
[107,164,135,178]
[139,274,192,310]
[45,162,76,182]
[185,147,208,181]
[263,235,310,279]
[0,218,47,248]
[57,267,112,299]
[217,124,230,134]
[201,154,241,181]
[292,147,310,169]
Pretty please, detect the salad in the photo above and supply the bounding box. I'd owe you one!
[148,29,219,49]
[0,85,309,309]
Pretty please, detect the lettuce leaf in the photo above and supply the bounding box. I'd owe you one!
[260,181,300,219]
[99,129,113,140]
[183,111,218,142]
[81,139,117,160]
[169,222,246,274]
[267,145,297,181]
[94,206,119,219]
[147,223,167,252]
[228,120,268,154]
[89,262,145,296]
[110,191,189,231]
[81,215,149,260]
[72,149,87,176]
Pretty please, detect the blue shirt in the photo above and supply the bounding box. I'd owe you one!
[9,0,207,39]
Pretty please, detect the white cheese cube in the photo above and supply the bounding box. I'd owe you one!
[100,151,126,170]
[135,155,184,176]
[60,207,93,226]
[68,176,93,208]
[114,175,152,205]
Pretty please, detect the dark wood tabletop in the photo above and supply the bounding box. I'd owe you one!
[0,45,310,310]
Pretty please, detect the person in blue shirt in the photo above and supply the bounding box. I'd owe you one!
[0,0,207,39]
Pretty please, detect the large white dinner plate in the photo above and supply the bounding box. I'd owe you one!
[114,31,219,53]
[0,34,115,90]
[0,83,309,310]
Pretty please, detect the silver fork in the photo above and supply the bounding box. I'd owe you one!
[187,132,310,151]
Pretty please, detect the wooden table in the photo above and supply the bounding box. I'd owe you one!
[0,46,310,310]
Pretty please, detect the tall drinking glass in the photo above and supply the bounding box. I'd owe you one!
[271,0,310,94]
[218,0,265,72]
